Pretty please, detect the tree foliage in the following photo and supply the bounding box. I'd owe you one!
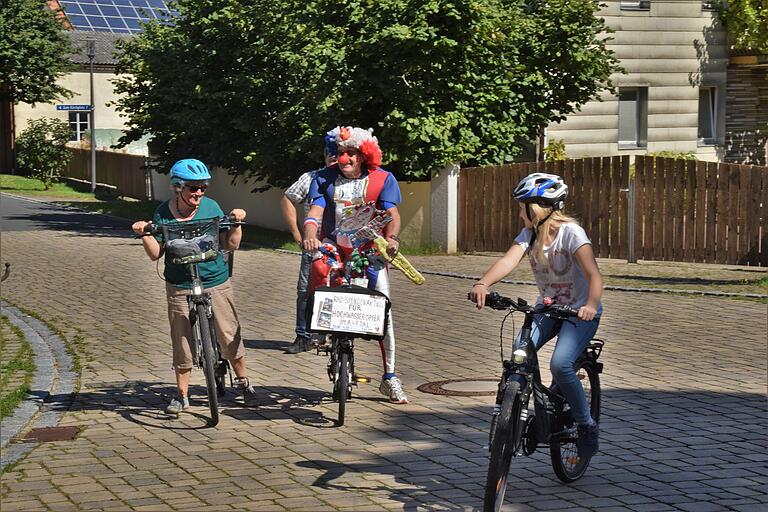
[16,117,72,189]
[114,0,620,186]
[716,0,768,52]
[0,0,75,104]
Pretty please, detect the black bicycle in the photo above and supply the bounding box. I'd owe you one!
[476,292,604,511]
[143,216,243,426]
[308,284,390,426]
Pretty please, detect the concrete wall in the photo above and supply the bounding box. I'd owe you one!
[151,171,433,247]
[547,0,728,161]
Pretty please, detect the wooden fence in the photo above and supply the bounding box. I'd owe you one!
[459,156,768,266]
[65,148,150,200]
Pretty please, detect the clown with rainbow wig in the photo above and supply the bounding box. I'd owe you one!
[302,126,409,404]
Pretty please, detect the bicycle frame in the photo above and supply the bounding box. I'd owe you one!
[496,311,605,449]
[186,263,231,381]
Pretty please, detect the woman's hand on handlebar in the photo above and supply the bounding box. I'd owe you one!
[578,304,598,321]
[302,237,321,252]
[468,282,490,309]
[132,220,152,236]
[228,209,246,223]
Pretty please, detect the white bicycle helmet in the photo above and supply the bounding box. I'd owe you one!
[513,173,568,210]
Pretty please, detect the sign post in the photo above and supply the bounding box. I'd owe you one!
[86,38,96,193]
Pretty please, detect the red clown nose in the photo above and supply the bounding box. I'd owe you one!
[338,153,351,165]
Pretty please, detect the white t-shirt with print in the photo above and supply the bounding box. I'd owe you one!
[514,223,601,312]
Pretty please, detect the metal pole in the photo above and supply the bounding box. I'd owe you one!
[86,38,96,193]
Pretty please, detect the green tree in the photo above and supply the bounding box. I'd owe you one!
[0,0,75,104]
[16,117,72,189]
[716,0,768,52]
[114,0,620,186]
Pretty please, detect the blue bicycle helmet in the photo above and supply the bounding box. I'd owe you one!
[170,159,211,184]
[513,173,568,210]
[324,132,338,157]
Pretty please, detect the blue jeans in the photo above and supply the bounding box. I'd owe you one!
[515,314,601,425]
[295,251,313,339]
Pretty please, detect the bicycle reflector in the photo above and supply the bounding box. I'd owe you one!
[513,349,527,364]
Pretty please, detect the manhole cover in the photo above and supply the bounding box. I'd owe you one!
[417,378,498,397]
[23,426,80,443]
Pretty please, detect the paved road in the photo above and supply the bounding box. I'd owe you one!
[1,194,766,511]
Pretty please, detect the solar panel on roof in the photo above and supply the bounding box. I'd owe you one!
[59,0,173,34]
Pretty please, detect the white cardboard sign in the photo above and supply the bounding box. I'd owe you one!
[310,290,388,336]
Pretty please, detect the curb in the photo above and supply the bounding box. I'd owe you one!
[0,302,77,469]
[275,249,767,299]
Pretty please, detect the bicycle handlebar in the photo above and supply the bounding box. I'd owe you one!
[471,291,579,319]
[137,215,245,238]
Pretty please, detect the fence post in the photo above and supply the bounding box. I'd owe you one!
[626,177,637,263]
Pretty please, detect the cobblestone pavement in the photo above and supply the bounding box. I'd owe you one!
[1,203,766,511]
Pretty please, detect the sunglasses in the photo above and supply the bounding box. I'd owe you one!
[185,184,208,193]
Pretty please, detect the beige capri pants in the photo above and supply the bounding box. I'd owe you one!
[166,280,245,370]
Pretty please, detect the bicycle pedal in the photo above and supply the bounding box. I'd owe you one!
[353,375,371,383]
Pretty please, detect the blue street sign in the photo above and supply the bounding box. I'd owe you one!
[57,105,92,111]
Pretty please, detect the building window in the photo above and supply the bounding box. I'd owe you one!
[698,87,717,144]
[618,87,648,148]
[68,111,90,141]
[620,1,651,10]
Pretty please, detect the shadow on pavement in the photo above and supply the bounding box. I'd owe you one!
[3,204,132,237]
[290,388,766,511]
[243,338,294,351]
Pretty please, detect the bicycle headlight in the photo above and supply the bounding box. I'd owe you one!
[512,349,527,364]
[193,283,203,296]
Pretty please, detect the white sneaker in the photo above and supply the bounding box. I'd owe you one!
[165,396,190,415]
[379,376,409,404]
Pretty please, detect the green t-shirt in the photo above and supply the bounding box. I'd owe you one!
[153,197,230,289]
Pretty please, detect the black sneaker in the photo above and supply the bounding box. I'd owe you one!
[576,422,599,460]
[284,336,311,354]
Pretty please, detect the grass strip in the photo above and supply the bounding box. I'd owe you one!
[0,315,36,420]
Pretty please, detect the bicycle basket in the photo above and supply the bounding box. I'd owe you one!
[163,218,221,265]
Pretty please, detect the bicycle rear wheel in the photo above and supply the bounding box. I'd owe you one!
[335,351,350,426]
[484,378,523,512]
[550,359,600,482]
[196,303,220,426]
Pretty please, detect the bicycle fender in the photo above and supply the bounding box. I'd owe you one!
[505,373,527,392]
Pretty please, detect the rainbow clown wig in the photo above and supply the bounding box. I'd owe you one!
[327,126,382,169]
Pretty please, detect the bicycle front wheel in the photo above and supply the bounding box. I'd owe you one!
[196,303,220,426]
[335,351,350,426]
[484,378,523,512]
[550,359,600,482]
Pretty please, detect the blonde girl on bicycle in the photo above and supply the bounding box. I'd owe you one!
[468,172,604,460]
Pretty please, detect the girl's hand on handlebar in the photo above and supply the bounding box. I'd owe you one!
[469,283,489,309]
[302,238,321,252]
[578,304,597,321]
[229,209,246,223]
[132,220,151,235]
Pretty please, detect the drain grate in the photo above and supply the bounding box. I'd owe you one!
[23,426,80,443]
[417,378,498,397]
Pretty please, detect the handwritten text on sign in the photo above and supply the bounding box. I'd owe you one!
[310,291,388,336]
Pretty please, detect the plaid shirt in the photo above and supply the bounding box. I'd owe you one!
[284,171,316,207]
